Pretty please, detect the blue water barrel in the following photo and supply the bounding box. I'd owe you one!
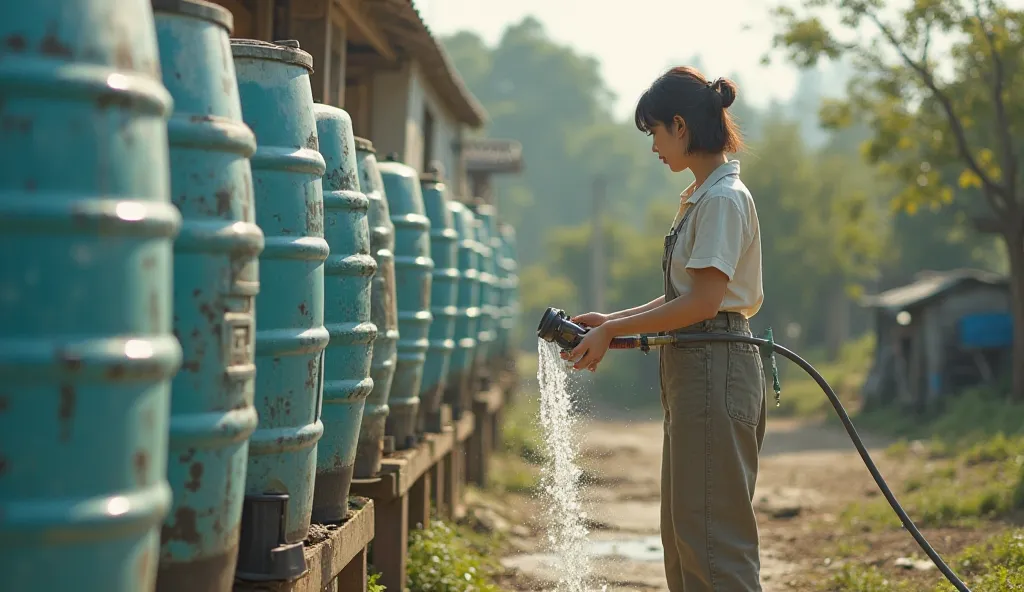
[958,312,1013,349]
[311,105,377,523]
[353,138,398,477]
[232,39,328,577]
[379,160,433,450]
[469,208,497,389]
[418,173,458,433]
[443,202,480,419]
[0,2,179,590]
[498,222,520,368]
[153,2,263,590]
[492,224,511,366]
[473,204,503,375]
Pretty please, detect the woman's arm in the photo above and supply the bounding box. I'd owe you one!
[607,295,665,320]
[604,268,727,337]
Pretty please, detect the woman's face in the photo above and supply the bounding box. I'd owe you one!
[650,117,689,173]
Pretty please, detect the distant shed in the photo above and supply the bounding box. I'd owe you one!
[860,269,1012,412]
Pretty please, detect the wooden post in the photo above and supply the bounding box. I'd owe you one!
[336,547,367,592]
[373,495,409,592]
[468,396,490,487]
[408,471,432,530]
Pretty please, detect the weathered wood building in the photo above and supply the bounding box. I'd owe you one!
[211,0,490,195]
[860,269,1013,412]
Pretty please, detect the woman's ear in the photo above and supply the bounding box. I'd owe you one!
[672,115,686,139]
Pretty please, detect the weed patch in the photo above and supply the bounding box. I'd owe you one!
[406,521,504,592]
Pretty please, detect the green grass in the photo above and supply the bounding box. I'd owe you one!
[831,530,1024,591]
[406,520,504,592]
[838,383,1024,532]
[854,387,1024,447]
[830,564,911,591]
[367,572,385,592]
[840,440,1024,531]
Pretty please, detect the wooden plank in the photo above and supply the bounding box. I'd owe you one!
[350,471,397,500]
[233,498,375,592]
[335,0,395,61]
[378,436,435,497]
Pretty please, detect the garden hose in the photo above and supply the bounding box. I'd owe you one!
[537,307,972,592]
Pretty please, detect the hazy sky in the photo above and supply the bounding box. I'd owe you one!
[416,0,802,121]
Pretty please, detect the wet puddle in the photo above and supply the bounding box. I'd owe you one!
[506,535,665,570]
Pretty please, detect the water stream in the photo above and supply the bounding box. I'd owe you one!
[536,339,598,592]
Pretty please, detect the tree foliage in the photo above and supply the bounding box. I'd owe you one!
[769,0,1024,399]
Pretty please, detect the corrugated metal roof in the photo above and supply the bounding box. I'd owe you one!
[861,268,1008,311]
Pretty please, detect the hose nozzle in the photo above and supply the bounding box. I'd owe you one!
[536,307,589,350]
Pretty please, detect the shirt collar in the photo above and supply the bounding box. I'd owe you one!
[680,159,741,205]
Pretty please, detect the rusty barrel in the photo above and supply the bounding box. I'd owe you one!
[417,173,458,433]
[378,159,432,450]
[153,2,263,590]
[353,138,398,477]
[310,105,377,523]
[0,1,180,590]
[232,39,328,581]
[468,206,497,390]
[443,202,480,419]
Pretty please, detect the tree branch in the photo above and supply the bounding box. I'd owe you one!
[866,11,1010,213]
[974,0,1019,205]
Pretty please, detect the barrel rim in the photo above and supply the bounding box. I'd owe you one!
[419,172,442,184]
[354,136,375,153]
[230,38,314,71]
[153,0,234,31]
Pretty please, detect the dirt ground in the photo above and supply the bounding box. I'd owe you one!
[487,415,975,591]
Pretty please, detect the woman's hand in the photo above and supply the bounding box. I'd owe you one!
[572,311,610,328]
[564,324,612,372]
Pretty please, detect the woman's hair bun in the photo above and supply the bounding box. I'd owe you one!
[711,77,737,109]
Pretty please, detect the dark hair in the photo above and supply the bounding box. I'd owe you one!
[634,66,743,154]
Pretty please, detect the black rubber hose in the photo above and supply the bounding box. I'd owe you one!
[667,332,972,592]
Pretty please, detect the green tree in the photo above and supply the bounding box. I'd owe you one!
[769,1,1024,399]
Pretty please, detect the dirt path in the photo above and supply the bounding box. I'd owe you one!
[495,415,898,591]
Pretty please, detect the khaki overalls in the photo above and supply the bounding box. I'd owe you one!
[659,175,767,591]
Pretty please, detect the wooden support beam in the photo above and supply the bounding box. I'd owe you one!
[336,0,395,61]
[468,388,502,487]
[408,471,431,530]
[289,0,331,102]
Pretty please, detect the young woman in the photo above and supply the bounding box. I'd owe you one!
[565,66,766,591]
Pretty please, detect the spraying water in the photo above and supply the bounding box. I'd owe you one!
[536,339,593,592]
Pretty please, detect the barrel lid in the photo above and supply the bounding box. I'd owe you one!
[471,201,497,216]
[230,39,313,71]
[152,0,234,31]
[354,136,375,153]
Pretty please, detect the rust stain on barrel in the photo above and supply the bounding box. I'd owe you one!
[58,385,75,442]
[184,462,204,492]
[161,507,201,545]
